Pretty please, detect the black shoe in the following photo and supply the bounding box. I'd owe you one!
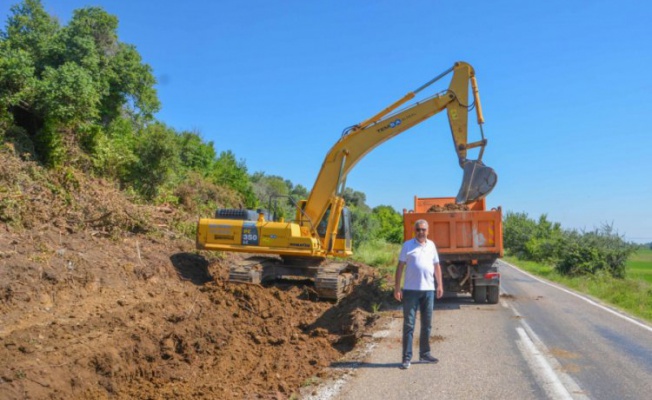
[419,353,439,363]
[400,360,411,369]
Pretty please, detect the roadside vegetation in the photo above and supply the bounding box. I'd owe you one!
[503,212,651,322]
[352,239,399,271]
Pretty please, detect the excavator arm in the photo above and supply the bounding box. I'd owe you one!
[301,61,497,242]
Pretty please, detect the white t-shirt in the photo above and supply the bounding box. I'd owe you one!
[399,238,439,291]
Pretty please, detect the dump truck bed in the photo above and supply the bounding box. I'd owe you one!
[403,196,503,262]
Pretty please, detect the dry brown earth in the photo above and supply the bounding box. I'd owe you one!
[0,149,390,399]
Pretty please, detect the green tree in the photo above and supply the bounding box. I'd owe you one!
[371,205,403,244]
[349,205,379,247]
[36,62,100,124]
[1,0,59,74]
[102,42,159,123]
[1,0,57,133]
[57,6,159,123]
[503,211,537,258]
[342,187,370,211]
[91,116,138,179]
[0,45,36,131]
[251,173,291,218]
[176,130,216,172]
[249,173,313,221]
[556,225,636,278]
[212,150,256,208]
[503,211,563,261]
[127,122,179,199]
[1,1,160,165]
[523,214,564,262]
[290,183,309,201]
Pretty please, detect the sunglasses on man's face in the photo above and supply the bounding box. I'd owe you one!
[415,228,427,232]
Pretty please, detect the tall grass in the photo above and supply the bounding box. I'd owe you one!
[353,239,401,297]
[351,239,401,295]
[505,252,652,323]
[352,239,400,276]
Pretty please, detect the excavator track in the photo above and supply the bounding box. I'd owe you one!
[228,257,275,284]
[314,262,358,301]
[227,257,359,301]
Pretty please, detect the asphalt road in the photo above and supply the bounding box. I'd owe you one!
[306,261,652,400]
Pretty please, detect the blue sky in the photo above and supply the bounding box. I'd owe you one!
[2,1,651,243]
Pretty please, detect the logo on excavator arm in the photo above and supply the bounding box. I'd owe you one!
[377,118,401,133]
[377,112,417,134]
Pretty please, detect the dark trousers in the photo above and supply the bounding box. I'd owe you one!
[402,289,434,361]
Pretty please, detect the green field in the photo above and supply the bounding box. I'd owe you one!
[627,247,652,284]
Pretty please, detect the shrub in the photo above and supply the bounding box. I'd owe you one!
[504,212,563,262]
[371,205,403,244]
[350,206,379,248]
[555,225,636,278]
[126,123,179,200]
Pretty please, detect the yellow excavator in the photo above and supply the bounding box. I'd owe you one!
[196,61,497,300]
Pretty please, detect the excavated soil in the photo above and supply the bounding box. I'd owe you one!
[0,150,391,399]
[426,203,469,212]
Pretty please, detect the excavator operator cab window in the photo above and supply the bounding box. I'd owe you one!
[341,207,351,240]
[317,206,351,241]
[341,207,352,250]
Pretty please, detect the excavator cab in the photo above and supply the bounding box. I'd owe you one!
[317,206,353,254]
[456,160,497,204]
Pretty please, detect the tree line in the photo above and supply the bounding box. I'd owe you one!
[0,0,403,246]
[503,212,637,278]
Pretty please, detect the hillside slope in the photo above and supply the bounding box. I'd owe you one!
[0,148,389,399]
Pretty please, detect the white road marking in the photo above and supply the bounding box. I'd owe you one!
[518,318,589,400]
[506,298,588,400]
[501,261,652,333]
[516,326,574,400]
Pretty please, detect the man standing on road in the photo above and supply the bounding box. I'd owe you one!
[394,219,444,370]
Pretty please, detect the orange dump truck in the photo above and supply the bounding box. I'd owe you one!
[403,196,503,304]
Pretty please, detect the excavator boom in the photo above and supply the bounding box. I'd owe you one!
[302,61,497,232]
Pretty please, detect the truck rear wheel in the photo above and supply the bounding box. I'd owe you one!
[472,286,487,303]
[487,286,499,304]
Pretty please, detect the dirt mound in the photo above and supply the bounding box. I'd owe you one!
[426,203,469,212]
[0,228,389,399]
[0,149,391,399]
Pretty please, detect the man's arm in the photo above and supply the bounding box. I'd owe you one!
[394,261,406,301]
[435,262,443,299]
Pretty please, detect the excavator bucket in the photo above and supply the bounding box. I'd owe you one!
[455,160,497,204]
